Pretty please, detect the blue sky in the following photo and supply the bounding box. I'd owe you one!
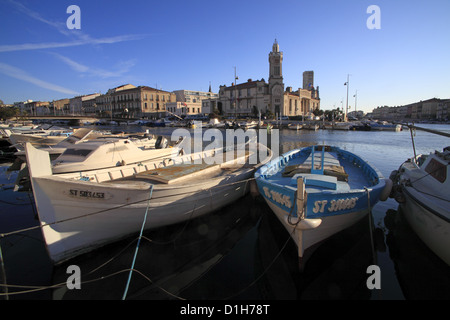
[0,0,449,112]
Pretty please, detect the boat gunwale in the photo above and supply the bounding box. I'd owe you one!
[255,145,385,188]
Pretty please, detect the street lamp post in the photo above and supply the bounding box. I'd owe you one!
[344,74,350,122]
[234,66,238,120]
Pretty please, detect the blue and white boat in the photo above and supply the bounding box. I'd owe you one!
[255,145,392,269]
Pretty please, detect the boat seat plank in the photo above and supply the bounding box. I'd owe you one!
[290,173,338,190]
[135,162,220,184]
[282,163,348,181]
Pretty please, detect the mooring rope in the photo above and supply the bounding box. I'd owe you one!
[121,184,153,300]
[365,187,377,265]
[0,243,8,300]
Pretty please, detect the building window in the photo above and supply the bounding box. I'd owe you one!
[274,66,280,76]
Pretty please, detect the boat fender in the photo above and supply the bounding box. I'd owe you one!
[388,170,400,199]
[380,178,393,201]
[389,170,399,183]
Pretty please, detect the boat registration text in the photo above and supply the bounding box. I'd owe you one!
[313,197,358,213]
[262,186,292,208]
[68,189,106,199]
[262,186,359,214]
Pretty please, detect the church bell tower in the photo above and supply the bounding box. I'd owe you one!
[268,39,284,116]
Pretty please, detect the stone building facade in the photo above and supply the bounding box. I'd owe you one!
[216,40,320,118]
[95,84,175,119]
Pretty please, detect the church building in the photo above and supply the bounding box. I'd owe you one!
[217,40,320,118]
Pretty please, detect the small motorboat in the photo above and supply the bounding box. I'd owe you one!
[7,126,74,148]
[287,123,302,130]
[255,145,391,269]
[14,128,97,160]
[24,140,272,264]
[390,146,450,265]
[303,123,319,131]
[51,134,183,174]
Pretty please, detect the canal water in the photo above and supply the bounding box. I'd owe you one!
[0,123,449,300]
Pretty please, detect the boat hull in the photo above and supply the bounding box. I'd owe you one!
[391,148,450,266]
[32,173,253,264]
[400,186,450,265]
[255,145,387,268]
[265,200,370,258]
[25,141,271,264]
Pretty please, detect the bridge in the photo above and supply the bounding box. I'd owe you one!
[26,115,141,125]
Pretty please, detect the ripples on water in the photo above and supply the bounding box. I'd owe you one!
[0,124,449,300]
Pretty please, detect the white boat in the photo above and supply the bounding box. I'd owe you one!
[238,120,258,130]
[255,145,391,269]
[6,126,73,148]
[303,123,319,131]
[390,146,450,265]
[13,128,151,161]
[288,123,302,130]
[331,122,352,130]
[24,140,272,264]
[50,134,181,174]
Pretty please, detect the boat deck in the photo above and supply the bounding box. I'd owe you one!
[265,150,372,193]
[103,151,257,186]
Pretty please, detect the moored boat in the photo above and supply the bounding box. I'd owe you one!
[254,145,391,269]
[287,123,302,130]
[50,134,181,173]
[6,126,74,148]
[24,140,272,264]
[368,121,402,131]
[390,146,450,265]
[303,123,319,131]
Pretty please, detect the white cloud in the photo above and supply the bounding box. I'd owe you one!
[3,0,147,53]
[0,34,146,53]
[51,53,136,79]
[0,63,79,95]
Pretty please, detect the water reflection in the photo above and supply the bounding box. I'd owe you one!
[256,208,377,300]
[384,208,450,300]
[49,193,383,300]
[52,194,262,300]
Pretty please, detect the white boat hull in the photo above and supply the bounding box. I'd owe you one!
[25,142,271,264]
[390,147,450,266]
[35,177,252,264]
[400,186,450,265]
[265,200,369,260]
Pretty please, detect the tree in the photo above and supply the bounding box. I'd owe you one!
[324,108,344,122]
[0,106,20,120]
[313,107,323,117]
